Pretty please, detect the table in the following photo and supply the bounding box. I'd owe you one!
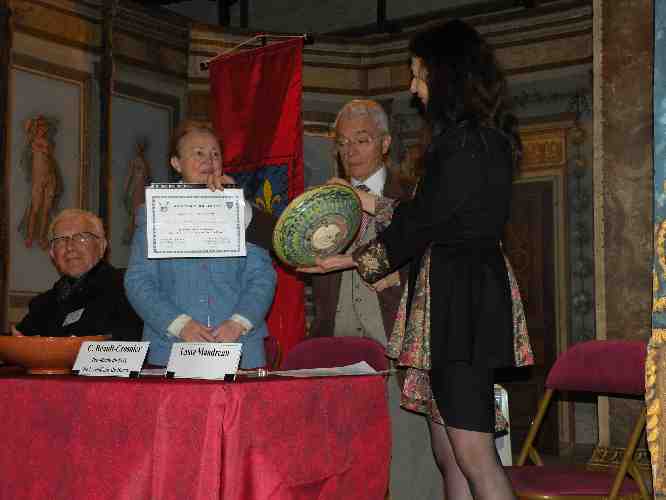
[0,374,390,500]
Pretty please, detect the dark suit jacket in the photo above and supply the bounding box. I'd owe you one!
[17,261,143,341]
[245,202,277,251]
[310,167,414,340]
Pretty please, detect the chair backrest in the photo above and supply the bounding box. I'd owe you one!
[281,337,388,372]
[545,340,647,395]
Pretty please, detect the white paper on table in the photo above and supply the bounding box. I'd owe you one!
[145,183,246,258]
[271,361,381,378]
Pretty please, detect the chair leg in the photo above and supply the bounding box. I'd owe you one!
[627,461,650,500]
[517,389,554,466]
[608,409,646,500]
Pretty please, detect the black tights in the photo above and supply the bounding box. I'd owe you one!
[429,420,516,499]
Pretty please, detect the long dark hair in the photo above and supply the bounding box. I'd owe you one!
[409,19,521,162]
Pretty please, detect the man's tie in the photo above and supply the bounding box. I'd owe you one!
[355,184,371,245]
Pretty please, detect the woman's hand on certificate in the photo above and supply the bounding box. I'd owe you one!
[206,174,236,191]
[179,319,216,342]
[297,255,357,274]
[211,320,245,342]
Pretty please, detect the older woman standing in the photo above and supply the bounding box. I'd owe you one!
[125,120,276,369]
[301,20,520,499]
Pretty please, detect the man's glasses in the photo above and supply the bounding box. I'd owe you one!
[334,134,380,153]
[50,232,100,250]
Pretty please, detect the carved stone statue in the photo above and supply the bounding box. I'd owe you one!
[19,115,62,249]
[123,140,151,244]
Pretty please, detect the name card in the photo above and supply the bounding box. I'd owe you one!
[73,342,150,377]
[166,343,242,380]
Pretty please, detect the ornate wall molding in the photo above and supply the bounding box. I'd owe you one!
[10,0,101,52]
[189,2,592,104]
[521,128,567,172]
[588,445,651,472]
[114,1,189,81]
[9,0,189,80]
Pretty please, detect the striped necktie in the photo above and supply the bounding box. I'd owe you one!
[355,184,371,244]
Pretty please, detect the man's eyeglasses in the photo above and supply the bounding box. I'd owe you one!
[50,232,100,250]
[334,134,380,153]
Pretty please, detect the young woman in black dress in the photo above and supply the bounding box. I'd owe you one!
[300,19,521,499]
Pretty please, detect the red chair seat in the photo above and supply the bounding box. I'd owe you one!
[281,337,388,372]
[506,465,641,496]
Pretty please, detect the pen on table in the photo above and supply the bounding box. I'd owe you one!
[238,368,268,378]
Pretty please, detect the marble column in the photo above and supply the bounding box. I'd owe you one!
[592,0,653,459]
[0,0,11,331]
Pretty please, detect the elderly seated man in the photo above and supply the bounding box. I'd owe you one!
[11,208,143,341]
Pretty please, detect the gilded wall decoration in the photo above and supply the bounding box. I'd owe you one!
[521,129,567,171]
[647,330,666,496]
[651,3,666,495]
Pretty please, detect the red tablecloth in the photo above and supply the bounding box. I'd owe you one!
[0,374,390,500]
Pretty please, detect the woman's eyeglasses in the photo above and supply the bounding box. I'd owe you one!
[50,232,100,250]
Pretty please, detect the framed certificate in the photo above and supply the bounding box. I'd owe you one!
[145,183,246,258]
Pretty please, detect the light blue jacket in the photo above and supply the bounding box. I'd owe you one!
[124,206,276,368]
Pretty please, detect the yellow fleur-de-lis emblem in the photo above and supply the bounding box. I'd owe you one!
[254,179,282,215]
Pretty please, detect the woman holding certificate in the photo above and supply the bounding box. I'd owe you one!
[124,120,277,369]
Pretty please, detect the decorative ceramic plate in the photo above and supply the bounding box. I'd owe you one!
[273,184,362,267]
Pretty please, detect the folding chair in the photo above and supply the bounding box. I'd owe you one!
[505,340,649,500]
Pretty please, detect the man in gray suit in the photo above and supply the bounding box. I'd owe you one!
[310,100,443,499]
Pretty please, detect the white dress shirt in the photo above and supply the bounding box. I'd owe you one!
[351,166,386,196]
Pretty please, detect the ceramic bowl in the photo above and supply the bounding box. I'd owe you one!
[273,184,362,267]
[0,335,110,374]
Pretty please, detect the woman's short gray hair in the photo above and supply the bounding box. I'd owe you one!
[48,209,106,240]
[333,99,390,135]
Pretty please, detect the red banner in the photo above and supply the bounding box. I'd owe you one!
[209,38,305,357]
